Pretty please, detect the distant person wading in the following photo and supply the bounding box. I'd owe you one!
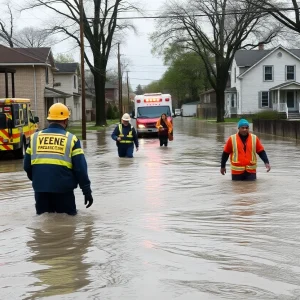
[111,113,139,158]
[155,113,173,147]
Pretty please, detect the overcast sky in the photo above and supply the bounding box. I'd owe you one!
[10,0,168,91]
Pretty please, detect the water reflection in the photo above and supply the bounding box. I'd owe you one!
[0,159,23,173]
[25,216,93,299]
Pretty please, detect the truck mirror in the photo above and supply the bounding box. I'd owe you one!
[33,116,39,123]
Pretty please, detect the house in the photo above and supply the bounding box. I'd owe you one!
[105,81,118,102]
[181,101,200,117]
[226,44,300,118]
[0,45,72,127]
[197,89,217,118]
[53,63,82,121]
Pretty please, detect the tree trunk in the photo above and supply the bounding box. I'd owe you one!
[215,66,229,122]
[216,89,225,122]
[93,70,107,126]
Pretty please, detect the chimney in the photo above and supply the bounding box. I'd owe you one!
[258,42,264,50]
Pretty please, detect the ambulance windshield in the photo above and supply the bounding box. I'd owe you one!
[137,106,171,118]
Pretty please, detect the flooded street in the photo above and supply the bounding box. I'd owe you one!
[1,117,300,299]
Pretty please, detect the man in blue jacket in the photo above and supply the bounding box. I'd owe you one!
[111,113,139,158]
[24,103,93,215]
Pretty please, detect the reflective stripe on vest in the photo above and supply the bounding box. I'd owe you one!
[31,131,75,169]
[230,133,257,172]
[119,124,133,144]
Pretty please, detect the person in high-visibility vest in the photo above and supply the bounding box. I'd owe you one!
[23,103,93,215]
[111,113,139,158]
[220,119,271,180]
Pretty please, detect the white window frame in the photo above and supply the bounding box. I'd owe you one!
[260,91,269,107]
[263,65,273,81]
[286,65,295,81]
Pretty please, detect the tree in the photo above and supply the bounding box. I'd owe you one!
[134,84,144,95]
[245,0,300,36]
[55,53,75,63]
[0,3,15,47]
[16,27,55,47]
[25,0,139,126]
[152,0,280,121]
[162,47,211,105]
[143,81,161,93]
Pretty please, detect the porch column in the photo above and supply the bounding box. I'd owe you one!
[277,89,280,109]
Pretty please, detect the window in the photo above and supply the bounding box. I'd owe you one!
[45,67,49,84]
[234,67,236,83]
[74,75,77,88]
[231,94,235,107]
[286,65,295,80]
[260,91,269,107]
[23,104,28,125]
[264,66,273,81]
[203,94,210,103]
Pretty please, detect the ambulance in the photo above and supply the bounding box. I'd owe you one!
[0,98,39,159]
[133,93,173,137]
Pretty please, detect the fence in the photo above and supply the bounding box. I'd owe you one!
[253,119,300,139]
[197,107,217,119]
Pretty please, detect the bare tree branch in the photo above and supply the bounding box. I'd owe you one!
[23,0,140,125]
[151,0,279,121]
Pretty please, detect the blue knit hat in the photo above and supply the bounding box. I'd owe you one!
[238,119,249,128]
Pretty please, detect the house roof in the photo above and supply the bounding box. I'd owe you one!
[237,46,300,78]
[235,47,300,67]
[0,45,53,65]
[270,81,300,90]
[199,89,215,95]
[44,87,72,98]
[225,87,237,93]
[105,81,117,89]
[182,101,200,105]
[235,49,272,67]
[55,63,78,73]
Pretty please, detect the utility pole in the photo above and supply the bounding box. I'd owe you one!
[118,43,122,121]
[80,0,86,140]
[126,71,130,112]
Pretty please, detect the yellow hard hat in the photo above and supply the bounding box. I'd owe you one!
[47,103,70,120]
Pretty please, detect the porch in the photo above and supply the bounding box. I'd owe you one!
[271,81,300,119]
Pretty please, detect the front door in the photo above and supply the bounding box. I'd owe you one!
[287,91,296,111]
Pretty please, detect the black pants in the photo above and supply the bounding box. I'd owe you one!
[35,191,77,215]
[232,171,256,181]
[159,135,168,147]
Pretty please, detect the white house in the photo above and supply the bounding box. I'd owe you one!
[226,45,300,119]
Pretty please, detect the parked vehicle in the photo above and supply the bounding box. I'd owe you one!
[0,98,39,158]
[175,108,181,116]
[133,93,173,137]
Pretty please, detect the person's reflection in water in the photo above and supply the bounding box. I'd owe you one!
[26,216,93,299]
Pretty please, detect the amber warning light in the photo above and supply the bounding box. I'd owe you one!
[144,98,162,103]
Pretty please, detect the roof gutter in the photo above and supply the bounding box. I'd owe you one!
[0,63,51,66]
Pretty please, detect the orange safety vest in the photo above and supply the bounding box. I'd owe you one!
[230,133,257,174]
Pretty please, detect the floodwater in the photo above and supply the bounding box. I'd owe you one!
[1,118,300,300]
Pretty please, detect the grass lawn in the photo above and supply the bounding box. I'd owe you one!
[68,119,119,138]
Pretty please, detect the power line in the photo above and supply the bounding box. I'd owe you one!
[84,7,300,20]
